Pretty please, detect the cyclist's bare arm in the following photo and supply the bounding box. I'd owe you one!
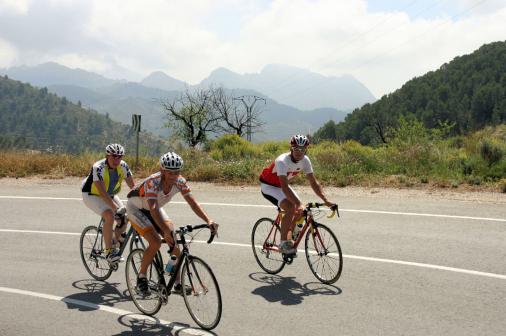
[184,194,217,232]
[93,180,118,211]
[307,173,334,207]
[125,175,135,189]
[279,176,303,210]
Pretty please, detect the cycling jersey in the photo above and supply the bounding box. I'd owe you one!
[259,152,313,187]
[127,172,192,210]
[81,158,132,196]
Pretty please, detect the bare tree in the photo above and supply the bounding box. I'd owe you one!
[212,87,265,137]
[162,87,221,147]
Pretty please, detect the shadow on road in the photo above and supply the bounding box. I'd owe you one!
[113,314,216,336]
[63,279,130,311]
[249,272,342,305]
[63,280,216,336]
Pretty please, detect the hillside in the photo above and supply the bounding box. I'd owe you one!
[316,41,506,145]
[0,76,166,154]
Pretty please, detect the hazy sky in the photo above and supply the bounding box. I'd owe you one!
[0,0,505,98]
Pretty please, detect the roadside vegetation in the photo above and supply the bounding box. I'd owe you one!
[1,124,505,193]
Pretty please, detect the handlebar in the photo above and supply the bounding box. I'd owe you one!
[305,202,340,218]
[176,223,218,244]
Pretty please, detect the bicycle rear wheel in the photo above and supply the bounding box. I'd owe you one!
[125,248,163,315]
[305,223,343,284]
[251,217,285,274]
[79,225,113,281]
[181,256,222,330]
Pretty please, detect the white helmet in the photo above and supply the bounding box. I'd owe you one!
[160,152,183,170]
[105,143,125,156]
[290,134,310,147]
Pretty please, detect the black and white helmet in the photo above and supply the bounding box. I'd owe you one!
[105,143,125,156]
[290,134,310,147]
[160,152,183,170]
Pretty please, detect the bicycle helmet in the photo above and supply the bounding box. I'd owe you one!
[160,152,183,170]
[105,143,125,156]
[290,134,310,147]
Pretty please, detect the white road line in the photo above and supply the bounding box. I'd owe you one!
[1,228,505,281]
[0,195,504,222]
[0,286,212,335]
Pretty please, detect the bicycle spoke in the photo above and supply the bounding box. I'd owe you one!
[80,225,113,281]
[182,257,222,330]
[125,249,162,316]
[305,224,343,284]
[251,218,285,274]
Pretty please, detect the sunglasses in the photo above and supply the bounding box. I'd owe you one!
[111,154,123,159]
[291,146,307,153]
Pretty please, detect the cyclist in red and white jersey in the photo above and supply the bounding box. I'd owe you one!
[259,134,335,254]
[126,152,217,295]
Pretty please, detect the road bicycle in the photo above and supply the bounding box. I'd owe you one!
[125,224,222,330]
[79,210,147,281]
[251,202,343,284]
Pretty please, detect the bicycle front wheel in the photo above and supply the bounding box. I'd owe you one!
[79,225,113,281]
[125,248,163,315]
[305,223,343,284]
[251,217,285,274]
[181,256,222,330]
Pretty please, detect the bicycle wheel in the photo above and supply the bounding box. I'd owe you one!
[80,225,113,281]
[251,217,285,274]
[304,223,343,284]
[181,256,222,330]
[125,248,163,315]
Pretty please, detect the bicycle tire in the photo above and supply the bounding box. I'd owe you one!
[304,223,343,284]
[79,225,113,281]
[251,217,286,274]
[181,256,222,330]
[125,248,163,315]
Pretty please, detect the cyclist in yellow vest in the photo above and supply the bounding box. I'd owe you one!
[81,144,135,263]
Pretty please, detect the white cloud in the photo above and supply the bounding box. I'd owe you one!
[0,0,30,15]
[0,0,505,97]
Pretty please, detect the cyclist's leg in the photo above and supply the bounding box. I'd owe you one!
[82,192,115,251]
[126,204,161,276]
[138,230,161,275]
[261,183,297,254]
[152,211,184,285]
[112,195,127,244]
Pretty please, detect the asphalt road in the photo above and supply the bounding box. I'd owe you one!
[0,179,505,336]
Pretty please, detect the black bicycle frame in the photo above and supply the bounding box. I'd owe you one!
[95,215,144,256]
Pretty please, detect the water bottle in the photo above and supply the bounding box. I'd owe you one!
[165,255,177,275]
[292,217,304,240]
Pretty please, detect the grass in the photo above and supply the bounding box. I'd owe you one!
[1,125,505,192]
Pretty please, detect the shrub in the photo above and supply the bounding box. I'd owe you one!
[480,140,503,167]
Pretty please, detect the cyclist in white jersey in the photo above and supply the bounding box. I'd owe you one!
[126,152,217,295]
[81,143,135,263]
[259,135,335,254]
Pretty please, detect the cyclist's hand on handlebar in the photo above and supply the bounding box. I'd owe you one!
[208,221,219,235]
[323,200,335,208]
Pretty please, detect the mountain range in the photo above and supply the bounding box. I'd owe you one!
[1,62,374,140]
